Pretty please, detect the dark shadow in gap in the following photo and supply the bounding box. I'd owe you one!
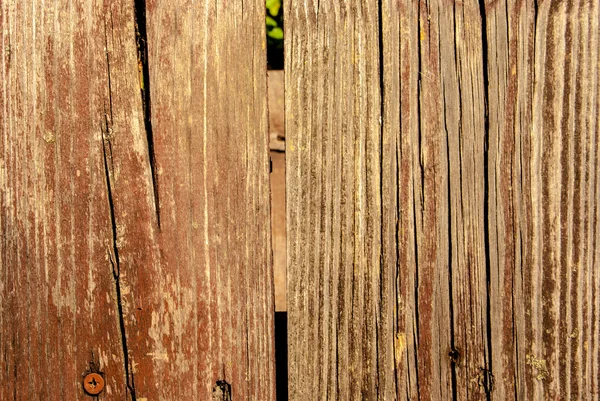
[267,46,284,70]
[275,312,288,401]
[266,0,283,70]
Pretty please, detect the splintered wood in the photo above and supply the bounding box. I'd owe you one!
[0,1,274,400]
[285,1,600,400]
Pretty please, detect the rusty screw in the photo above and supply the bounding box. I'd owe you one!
[83,373,105,395]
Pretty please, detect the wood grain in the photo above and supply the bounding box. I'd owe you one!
[285,0,600,400]
[0,1,274,400]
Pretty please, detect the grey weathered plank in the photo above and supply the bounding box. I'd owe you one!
[0,0,274,400]
[286,0,600,400]
[486,1,600,399]
[285,1,384,399]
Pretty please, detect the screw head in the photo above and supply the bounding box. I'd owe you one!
[83,373,105,395]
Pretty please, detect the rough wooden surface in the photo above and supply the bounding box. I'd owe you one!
[0,1,274,400]
[271,151,287,312]
[269,70,286,151]
[285,1,600,400]
[268,70,287,311]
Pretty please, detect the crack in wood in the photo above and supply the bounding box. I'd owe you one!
[446,5,460,401]
[377,1,386,398]
[478,1,494,400]
[413,3,423,399]
[101,120,138,401]
[134,0,161,229]
[101,27,137,396]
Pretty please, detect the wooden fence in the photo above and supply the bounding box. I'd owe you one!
[1,0,599,400]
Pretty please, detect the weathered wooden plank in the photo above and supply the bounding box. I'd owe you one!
[285,1,383,399]
[485,1,600,399]
[269,70,287,312]
[286,0,600,400]
[120,0,275,399]
[485,1,534,399]
[1,0,274,400]
[0,1,133,399]
[390,1,490,399]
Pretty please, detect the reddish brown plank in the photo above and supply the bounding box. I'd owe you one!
[0,1,132,399]
[115,0,275,399]
[1,0,274,400]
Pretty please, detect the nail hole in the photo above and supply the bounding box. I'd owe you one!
[212,380,232,401]
[448,347,460,363]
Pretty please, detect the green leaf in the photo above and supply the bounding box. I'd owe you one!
[266,0,281,16]
[267,27,283,40]
[266,15,278,27]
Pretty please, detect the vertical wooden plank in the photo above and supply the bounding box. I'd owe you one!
[484,1,534,399]
[286,0,488,399]
[120,0,275,399]
[389,1,491,399]
[1,0,274,400]
[287,0,600,400]
[0,1,132,399]
[394,2,420,399]
[486,0,600,400]
[285,1,384,400]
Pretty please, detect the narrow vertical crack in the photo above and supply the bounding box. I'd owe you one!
[443,71,458,401]
[134,0,161,229]
[442,5,458,400]
[394,80,402,401]
[101,118,137,401]
[411,178,420,401]
[414,3,423,398]
[417,2,425,220]
[512,297,519,400]
[478,0,494,399]
[102,20,137,397]
[394,6,403,395]
[377,0,385,398]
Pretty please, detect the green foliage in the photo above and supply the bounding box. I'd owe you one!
[266,0,283,48]
[266,0,281,16]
